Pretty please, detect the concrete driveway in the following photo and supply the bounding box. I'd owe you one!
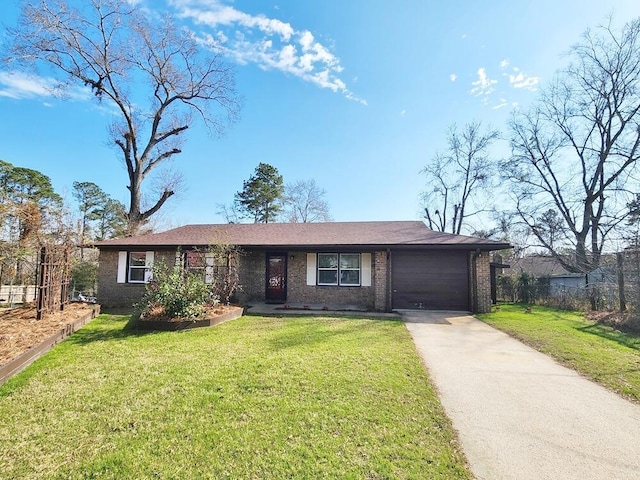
[400,310,640,480]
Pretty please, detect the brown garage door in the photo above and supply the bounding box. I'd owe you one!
[392,250,469,310]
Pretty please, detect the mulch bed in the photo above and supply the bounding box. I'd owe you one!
[0,303,96,366]
[0,303,243,367]
[137,304,243,331]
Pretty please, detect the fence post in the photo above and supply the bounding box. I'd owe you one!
[60,246,70,311]
[617,252,626,313]
[36,246,46,320]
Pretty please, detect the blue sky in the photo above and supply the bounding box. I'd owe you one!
[2,0,640,231]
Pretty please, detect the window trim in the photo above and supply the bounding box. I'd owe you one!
[185,250,206,276]
[317,253,339,286]
[339,253,361,286]
[316,253,361,287]
[184,250,217,285]
[127,251,149,284]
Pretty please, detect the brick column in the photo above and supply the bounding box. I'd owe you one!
[475,252,492,313]
[374,251,388,311]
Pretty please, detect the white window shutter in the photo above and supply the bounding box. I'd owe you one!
[361,253,372,286]
[144,251,155,283]
[204,253,215,284]
[306,253,316,285]
[117,251,127,284]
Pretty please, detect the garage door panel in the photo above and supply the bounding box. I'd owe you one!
[392,250,469,310]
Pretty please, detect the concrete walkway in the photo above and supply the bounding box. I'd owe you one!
[401,310,640,480]
[245,302,400,319]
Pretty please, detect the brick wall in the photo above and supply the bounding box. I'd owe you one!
[475,251,492,313]
[236,250,266,303]
[97,250,142,308]
[233,250,382,308]
[97,249,177,309]
[287,252,376,309]
[98,248,388,311]
[374,251,388,311]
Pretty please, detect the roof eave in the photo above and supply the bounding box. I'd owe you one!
[95,242,513,251]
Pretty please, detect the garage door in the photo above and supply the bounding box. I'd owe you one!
[392,250,469,310]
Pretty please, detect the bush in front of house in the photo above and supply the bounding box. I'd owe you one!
[139,261,217,320]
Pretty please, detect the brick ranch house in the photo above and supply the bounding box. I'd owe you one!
[94,221,511,313]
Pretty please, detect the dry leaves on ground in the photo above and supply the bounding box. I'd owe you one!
[585,310,640,334]
[0,303,94,366]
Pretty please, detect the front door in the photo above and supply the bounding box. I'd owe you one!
[266,253,287,303]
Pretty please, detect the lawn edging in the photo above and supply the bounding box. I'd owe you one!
[0,303,101,386]
[135,305,244,331]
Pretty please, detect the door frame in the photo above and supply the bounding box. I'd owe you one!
[265,252,288,303]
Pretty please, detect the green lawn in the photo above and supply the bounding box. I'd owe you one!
[477,304,640,403]
[0,313,471,479]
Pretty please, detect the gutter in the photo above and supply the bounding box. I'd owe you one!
[94,242,513,251]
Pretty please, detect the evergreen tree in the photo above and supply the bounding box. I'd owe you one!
[235,163,284,223]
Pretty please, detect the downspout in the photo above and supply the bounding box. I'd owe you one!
[386,248,392,312]
[471,249,480,313]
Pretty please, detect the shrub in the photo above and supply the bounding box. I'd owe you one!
[205,243,242,304]
[139,261,217,320]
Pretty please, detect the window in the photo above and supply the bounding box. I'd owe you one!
[186,250,206,274]
[117,251,154,284]
[317,253,360,286]
[183,251,213,284]
[340,253,361,286]
[128,252,148,283]
[318,253,339,285]
[184,250,235,285]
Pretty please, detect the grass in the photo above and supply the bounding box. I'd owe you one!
[477,304,640,403]
[0,313,471,479]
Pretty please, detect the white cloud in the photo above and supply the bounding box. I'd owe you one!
[170,0,365,104]
[469,67,497,96]
[508,67,540,91]
[0,71,59,99]
[492,98,510,109]
[400,109,406,116]
[299,30,314,51]
[277,44,297,68]
[465,62,540,108]
[0,70,104,108]
[175,2,295,41]
[450,73,457,82]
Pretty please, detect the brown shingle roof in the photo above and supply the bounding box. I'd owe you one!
[504,255,578,277]
[93,221,512,250]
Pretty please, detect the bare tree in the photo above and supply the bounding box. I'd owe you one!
[421,121,499,234]
[282,179,332,223]
[503,18,640,280]
[531,209,565,253]
[216,202,241,224]
[7,0,240,235]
